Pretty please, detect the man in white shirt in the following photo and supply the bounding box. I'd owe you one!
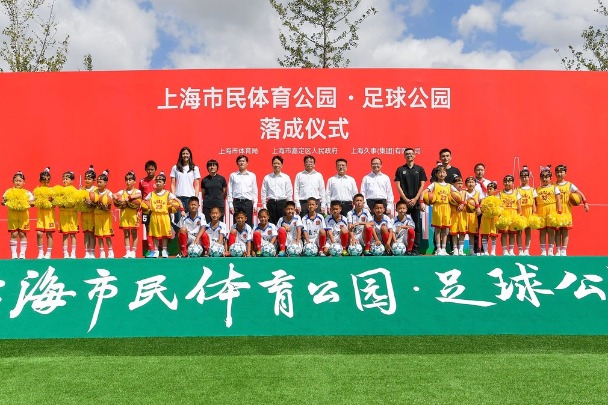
[293,154,325,215]
[227,155,258,227]
[261,155,293,225]
[326,158,358,216]
[360,157,394,216]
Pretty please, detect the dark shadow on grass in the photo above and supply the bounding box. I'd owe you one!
[2,335,608,357]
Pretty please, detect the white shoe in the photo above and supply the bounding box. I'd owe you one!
[509,249,515,256]
[476,253,481,256]
[561,250,567,257]
[555,250,561,256]
[483,252,489,256]
[161,250,168,258]
[441,249,449,256]
[548,250,554,256]
[525,250,530,256]
[490,252,496,256]
[458,248,465,256]
[18,252,26,259]
[44,252,52,259]
[502,250,509,256]
[37,251,44,259]
[123,252,131,258]
[64,252,70,259]
[452,249,459,256]
[99,251,106,259]
[541,251,547,256]
[519,251,525,256]
[107,251,114,259]
[70,252,76,259]
[11,252,18,259]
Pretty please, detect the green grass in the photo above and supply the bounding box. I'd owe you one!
[0,336,607,404]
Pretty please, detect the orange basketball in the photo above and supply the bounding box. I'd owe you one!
[113,193,124,208]
[450,191,463,205]
[127,197,142,209]
[466,198,477,213]
[140,200,151,214]
[168,199,180,214]
[569,192,582,206]
[89,191,99,204]
[422,190,435,205]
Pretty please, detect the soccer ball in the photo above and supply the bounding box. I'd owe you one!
[187,243,203,258]
[392,242,407,256]
[328,243,343,257]
[348,244,363,256]
[229,242,246,257]
[302,242,318,257]
[261,243,277,257]
[286,244,302,257]
[209,243,225,257]
[371,244,385,256]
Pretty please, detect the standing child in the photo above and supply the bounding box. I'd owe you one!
[143,172,181,258]
[302,197,329,256]
[535,166,562,256]
[464,176,481,256]
[498,174,522,256]
[91,170,115,258]
[392,200,416,255]
[347,194,375,255]
[81,166,97,258]
[449,176,467,256]
[115,171,142,258]
[139,160,157,236]
[58,171,79,258]
[33,167,55,259]
[253,208,278,256]
[228,210,253,257]
[177,196,206,257]
[554,164,589,256]
[195,206,228,256]
[371,201,393,254]
[479,182,499,256]
[425,165,460,256]
[516,166,536,256]
[3,171,34,259]
[276,201,304,257]
[326,200,350,255]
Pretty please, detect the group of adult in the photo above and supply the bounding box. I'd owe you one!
[162,145,487,255]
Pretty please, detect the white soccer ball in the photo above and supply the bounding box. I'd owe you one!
[371,243,386,256]
[187,243,203,258]
[348,243,363,256]
[328,243,343,257]
[286,244,302,257]
[302,242,318,257]
[209,243,225,257]
[392,242,407,256]
[229,242,246,257]
[261,243,277,257]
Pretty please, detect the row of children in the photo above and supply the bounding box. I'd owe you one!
[176,194,416,257]
[425,164,588,256]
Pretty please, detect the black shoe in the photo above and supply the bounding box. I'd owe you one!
[410,250,420,256]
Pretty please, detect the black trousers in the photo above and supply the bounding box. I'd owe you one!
[267,199,287,225]
[407,204,423,252]
[366,198,387,213]
[299,199,321,215]
[233,199,254,227]
[202,205,225,223]
[338,201,353,217]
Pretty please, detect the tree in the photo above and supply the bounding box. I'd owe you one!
[0,0,68,72]
[556,0,608,70]
[269,0,376,68]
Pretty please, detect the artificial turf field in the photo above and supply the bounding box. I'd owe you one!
[0,336,607,404]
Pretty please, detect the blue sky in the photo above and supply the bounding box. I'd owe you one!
[1,0,603,71]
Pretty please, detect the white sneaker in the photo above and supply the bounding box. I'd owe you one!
[476,253,481,256]
[561,250,567,257]
[18,252,26,259]
[452,249,459,256]
[525,250,530,256]
[509,249,515,256]
[541,251,547,256]
[70,252,76,259]
[123,252,131,258]
[161,250,168,258]
[502,250,509,256]
[458,248,465,256]
[99,251,106,259]
[519,251,525,256]
[555,250,561,256]
[64,252,70,259]
[318,252,326,257]
[483,252,489,256]
[548,250,554,256]
[490,252,496,256]
[37,251,44,259]
[44,252,52,259]
[107,251,114,259]
[441,249,449,256]
[11,252,18,259]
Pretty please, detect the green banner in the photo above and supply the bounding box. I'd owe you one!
[0,257,606,338]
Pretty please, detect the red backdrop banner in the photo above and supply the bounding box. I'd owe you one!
[0,68,604,256]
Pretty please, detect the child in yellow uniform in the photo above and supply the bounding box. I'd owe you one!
[464,176,481,256]
[3,171,34,259]
[144,172,181,258]
[33,167,55,259]
[516,166,536,256]
[535,166,562,256]
[58,171,79,259]
[449,177,467,256]
[554,164,589,256]
[81,166,97,258]
[91,170,114,258]
[425,165,459,256]
[480,182,499,256]
[498,174,522,256]
[115,171,142,258]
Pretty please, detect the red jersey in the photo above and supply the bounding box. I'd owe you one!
[139,177,155,199]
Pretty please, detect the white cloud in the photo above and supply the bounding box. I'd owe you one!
[456,2,501,38]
